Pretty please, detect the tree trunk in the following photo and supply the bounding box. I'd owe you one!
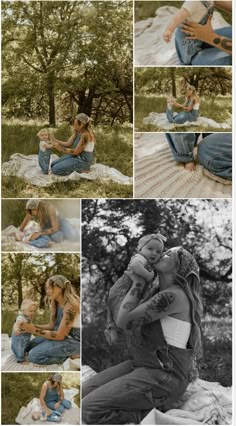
[47,72,56,127]
[170,69,176,97]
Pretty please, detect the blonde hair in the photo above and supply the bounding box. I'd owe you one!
[37,128,50,138]
[187,85,197,96]
[46,275,80,320]
[21,298,38,312]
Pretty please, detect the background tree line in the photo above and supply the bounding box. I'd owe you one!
[2,1,133,126]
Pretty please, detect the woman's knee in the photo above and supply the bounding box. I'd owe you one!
[28,348,43,364]
[61,399,71,409]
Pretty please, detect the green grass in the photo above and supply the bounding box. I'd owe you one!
[135,1,232,24]
[135,95,232,132]
[1,122,133,198]
[1,373,80,425]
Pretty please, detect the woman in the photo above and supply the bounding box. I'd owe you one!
[50,113,95,175]
[82,247,202,424]
[166,85,200,125]
[165,133,232,181]
[19,275,80,365]
[175,1,232,66]
[19,199,79,248]
[40,374,72,419]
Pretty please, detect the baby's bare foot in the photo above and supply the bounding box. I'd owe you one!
[21,360,29,365]
[71,354,80,359]
[184,162,196,172]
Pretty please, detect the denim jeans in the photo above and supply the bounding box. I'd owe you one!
[38,149,52,174]
[51,151,93,175]
[175,26,232,66]
[46,400,72,413]
[28,218,79,248]
[26,335,80,364]
[11,332,31,362]
[166,106,199,124]
[198,133,232,180]
[165,133,199,162]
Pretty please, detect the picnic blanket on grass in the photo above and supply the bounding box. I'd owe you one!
[2,221,80,252]
[143,113,231,131]
[2,153,133,187]
[82,365,231,425]
[135,6,231,66]
[135,133,231,198]
[15,388,80,425]
[1,333,80,372]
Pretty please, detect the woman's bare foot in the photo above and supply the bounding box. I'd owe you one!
[184,162,196,172]
[71,354,80,359]
[20,360,29,365]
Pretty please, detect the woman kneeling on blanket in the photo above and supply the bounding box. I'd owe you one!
[82,247,202,424]
[19,199,79,248]
[18,275,80,365]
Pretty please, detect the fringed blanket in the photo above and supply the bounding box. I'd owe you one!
[135,6,230,66]
[143,113,231,130]
[2,153,133,187]
[135,133,231,198]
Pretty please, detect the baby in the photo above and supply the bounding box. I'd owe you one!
[38,128,54,174]
[105,233,166,345]
[163,1,214,63]
[11,299,38,363]
[32,409,62,422]
[15,220,41,243]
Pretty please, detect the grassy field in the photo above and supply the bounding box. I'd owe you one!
[135,95,232,132]
[1,121,133,198]
[83,316,232,387]
[135,1,232,24]
[1,373,80,425]
[1,308,50,336]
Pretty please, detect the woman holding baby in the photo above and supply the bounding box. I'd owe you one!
[82,245,202,424]
[38,113,95,176]
[19,199,79,249]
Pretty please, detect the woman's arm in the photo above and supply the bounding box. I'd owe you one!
[116,283,180,329]
[40,383,52,416]
[19,303,78,340]
[181,17,232,54]
[53,134,88,156]
[214,1,232,12]
[18,212,32,232]
[50,130,77,147]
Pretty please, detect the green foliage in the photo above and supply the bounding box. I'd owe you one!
[1,373,80,425]
[2,308,50,336]
[2,1,133,125]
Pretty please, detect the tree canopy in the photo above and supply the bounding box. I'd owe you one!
[2,1,133,126]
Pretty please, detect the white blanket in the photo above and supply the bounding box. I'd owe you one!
[1,333,80,372]
[15,388,80,425]
[143,112,231,130]
[2,221,80,252]
[82,365,231,425]
[135,133,231,198]
[2,153,133,187]
[135,6,230,66]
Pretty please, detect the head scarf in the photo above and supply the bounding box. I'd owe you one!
[51,373,62,383]
[75,113,91,124]
[138,233,167,251]
[26,199,40,210]
[177,247,200,280]
[48,275,69,287]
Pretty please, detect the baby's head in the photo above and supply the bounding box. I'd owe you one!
[37,128,50,141]
[21,299,38,320]
[138,233,167,264]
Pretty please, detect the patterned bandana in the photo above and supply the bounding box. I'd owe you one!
[138,233,167,251]
[48,275,69,286]
[178,248,200,280]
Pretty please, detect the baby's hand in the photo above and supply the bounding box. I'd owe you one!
[163,29,172,43]
[147,271,155,282]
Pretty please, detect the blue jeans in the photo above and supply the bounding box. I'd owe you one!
[166,106,199,124]
[28,218,79,248]
[198,133,232,180]
[165,133,199,163]
[11,332,31,362]
[38,149,52,174]
[27,336,80,365]
[175,26,232,66]
[51,152,93,175]
[46,400,72,413]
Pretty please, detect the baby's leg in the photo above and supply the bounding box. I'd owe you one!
[11,333,30,363]
[38,149,52,174]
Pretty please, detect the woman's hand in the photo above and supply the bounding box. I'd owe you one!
[29,232,42,241]
[18,322,34,333]
[54,402,61,409]
[46,408,52,417]
[181,16,215,43]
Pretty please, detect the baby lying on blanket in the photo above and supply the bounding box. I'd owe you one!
[13,220,41,243]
